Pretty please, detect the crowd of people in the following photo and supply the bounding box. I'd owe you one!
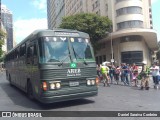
[96,62,160,90]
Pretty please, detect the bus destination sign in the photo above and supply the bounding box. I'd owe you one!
[55,32,79,36]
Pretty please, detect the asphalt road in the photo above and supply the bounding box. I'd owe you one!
[0,71,160,120]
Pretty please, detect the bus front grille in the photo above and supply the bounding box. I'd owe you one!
[40,67,97,79]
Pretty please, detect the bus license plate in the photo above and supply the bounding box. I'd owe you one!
[69,82,79,87]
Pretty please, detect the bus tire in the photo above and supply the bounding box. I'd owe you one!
[27,81,34,100]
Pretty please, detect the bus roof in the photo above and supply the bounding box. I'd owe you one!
[6,29,90,55]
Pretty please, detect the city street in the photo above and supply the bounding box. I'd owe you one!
[1,0,160,120]
[0,71,160,120]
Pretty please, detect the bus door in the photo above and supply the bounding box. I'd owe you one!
[26,42,39,90]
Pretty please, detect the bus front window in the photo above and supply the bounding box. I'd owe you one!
[70,38,94,62]
[39,37,70,63]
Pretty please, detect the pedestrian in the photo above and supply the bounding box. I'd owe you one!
[100,63,110,87]
[109,64,115,84]
[121,63,129,85]
[132,63,139,87]
[139,62,150,90]
[96,64,101,80]
[128,64,133,84]
[150,63,160,89]
[115,66,121,84]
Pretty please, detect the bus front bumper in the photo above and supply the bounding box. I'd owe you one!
[38,91,98,104]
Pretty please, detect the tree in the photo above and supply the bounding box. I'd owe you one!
[59,13,112,51]
[0,29,6,57]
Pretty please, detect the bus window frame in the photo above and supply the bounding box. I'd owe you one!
[26,40,39,65]
[20,43,26,57]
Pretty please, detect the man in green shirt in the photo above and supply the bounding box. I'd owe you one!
[101,63,110,87]
[140,63,150,90]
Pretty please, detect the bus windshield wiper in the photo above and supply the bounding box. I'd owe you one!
[58,46,72,66]
[58,54,71,66]
[71,44,88,65]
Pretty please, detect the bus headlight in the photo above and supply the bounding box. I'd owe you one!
[50,83,56,89]
[87,79,96,86]
[56,83,61,89]
[50,81,61,90]
[87,80,91,86]
[91,80,95,85]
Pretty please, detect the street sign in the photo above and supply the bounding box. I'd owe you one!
[111,59,114,63]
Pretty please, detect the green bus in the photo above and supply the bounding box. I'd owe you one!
[5,29,98,103]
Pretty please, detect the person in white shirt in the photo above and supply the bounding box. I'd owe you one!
[150,63,160,89]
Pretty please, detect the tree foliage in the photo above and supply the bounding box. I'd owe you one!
[0,29,7,57]
[59,13,112,51]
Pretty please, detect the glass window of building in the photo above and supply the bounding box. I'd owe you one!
[103,55,106,62]
[121,51,143,64]
[117,20,143,30]
[120,35,142,43]
[116,6,142,16]
[99,56,102,64]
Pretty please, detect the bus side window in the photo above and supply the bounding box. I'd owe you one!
[20,44,26,57]
[27,47,33,57]
[27,46,34,64]
[34,43,37,56]
[27,44,38,65]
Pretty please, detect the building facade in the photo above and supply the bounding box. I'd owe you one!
[1,5,13,51]
[47,0,158,65]
[96,0,157,65]
[47,0,65,29]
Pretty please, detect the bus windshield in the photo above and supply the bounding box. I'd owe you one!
[70,37,94,61]
[39,37,94,63]
[39,37,70,63]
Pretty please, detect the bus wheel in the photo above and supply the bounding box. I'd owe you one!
[27,81,34,100]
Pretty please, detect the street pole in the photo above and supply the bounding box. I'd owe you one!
[111,32,114,65]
